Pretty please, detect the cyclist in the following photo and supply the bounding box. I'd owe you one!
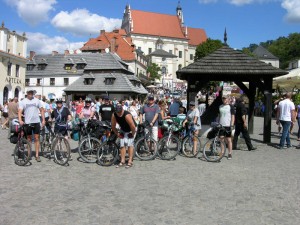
[112,102,136,168]
[139,95,160,142]
[18,89,45,162]
[182,101,201,155]
[80,97,95,120]
[99,96,114,123]
[51,99,72,137]
[218,95,235,160]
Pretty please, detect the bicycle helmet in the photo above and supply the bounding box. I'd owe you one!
[85,97,92,102]
[56,98,63,103]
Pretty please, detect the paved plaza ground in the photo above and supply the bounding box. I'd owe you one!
[0,117,300,225]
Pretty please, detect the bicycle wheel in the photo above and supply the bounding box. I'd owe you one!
[52,137,70,166]
[40,133,51,158]
[14,138,32,166]
[182,135,201,158]
[97,141,119,166]
[202,137,226,162]
[78,136,101,163]
[157,135,180,160]
[135,137,157,161]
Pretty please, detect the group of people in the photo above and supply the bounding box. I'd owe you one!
[4,87,263,166]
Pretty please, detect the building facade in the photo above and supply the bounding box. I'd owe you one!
[252,45,279,68]
[0,22,27,104]
[121,3,207,89]
[26,51,147,101]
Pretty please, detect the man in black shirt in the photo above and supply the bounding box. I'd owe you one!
[51,99,72,136]
[233,97,256,151]
[112,103,136,168]
[99,96,114,122]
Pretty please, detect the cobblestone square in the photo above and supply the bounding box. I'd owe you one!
[0,117,300,225]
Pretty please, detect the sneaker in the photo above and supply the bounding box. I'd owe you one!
[227,154,232,160]
[35,157,41,162]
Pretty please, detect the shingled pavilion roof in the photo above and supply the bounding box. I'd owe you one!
[176,45,288,81]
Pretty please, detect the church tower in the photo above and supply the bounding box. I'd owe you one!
[176,1,184,26]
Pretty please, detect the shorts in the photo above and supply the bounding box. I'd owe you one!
[219,126,232,138]
[150,126,158,142]
[119,132,135,148]
[24,123,41,135]
[3,112,8,118]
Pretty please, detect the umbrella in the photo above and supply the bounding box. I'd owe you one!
[147,85,157,88]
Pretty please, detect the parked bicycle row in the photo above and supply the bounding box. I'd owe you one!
[9,90,256,167]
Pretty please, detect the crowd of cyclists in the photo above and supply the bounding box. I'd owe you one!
[4,88,260,167]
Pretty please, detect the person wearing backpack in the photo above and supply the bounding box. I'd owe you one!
[51,99,72,137]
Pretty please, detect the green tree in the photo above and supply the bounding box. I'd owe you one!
[194,38,223,61]
[146,63,161,81]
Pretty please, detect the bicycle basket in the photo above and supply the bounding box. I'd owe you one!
[10,134,18,144]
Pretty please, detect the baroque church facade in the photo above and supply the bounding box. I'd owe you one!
[121,2,207,88]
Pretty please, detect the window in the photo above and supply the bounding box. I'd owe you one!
[27,64,35,71]
[25,79,30,86]
[190,54,194,61]
[104,78,115,85]
[84,78,95,85]
[7,62,12,76]
[148,48,152,54]
[36,78,41,86]
[64,64,72,70]
[64,78,69,86]
[50,78,55,86]
[179,51,182,58]
[76,64,86,70]
[38,64,46,70]
[16,64,20,77]
[169,50,173,54]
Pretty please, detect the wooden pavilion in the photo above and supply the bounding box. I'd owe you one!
[176,44,288,143]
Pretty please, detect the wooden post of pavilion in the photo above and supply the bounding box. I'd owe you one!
[248,82,256,134]
[263,77,273,143]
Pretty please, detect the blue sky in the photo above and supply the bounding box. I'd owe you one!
[1,0,299,54]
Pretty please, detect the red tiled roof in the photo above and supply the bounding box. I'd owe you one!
[187,27,207,46]
[81,29,135,61]
[130,10,186,39]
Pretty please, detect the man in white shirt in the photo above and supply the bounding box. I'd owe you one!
[276,92,295,149]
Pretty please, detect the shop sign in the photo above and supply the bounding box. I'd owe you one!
[5,77,22,84]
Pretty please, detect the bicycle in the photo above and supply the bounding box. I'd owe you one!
[77,119,103,163]
[157,119,181,160]
[97,132,119,166]
[12,122,32,166]
[202,122,227,162]
[134,122,158,161]
[181,123,202,158]
[40,120,55,158]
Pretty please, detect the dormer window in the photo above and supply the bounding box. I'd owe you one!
[64,64,73,70]
[76,58,87,70]
[156,37,164,50]
[76,63,86,70]
[105,78,115,85]
[27,64,35,71]
[37,58,47,70]
[38,64,47,70]
[84,78,95,85]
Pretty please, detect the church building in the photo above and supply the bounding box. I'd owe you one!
[121,2,207,88]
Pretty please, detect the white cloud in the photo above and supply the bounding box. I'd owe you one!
[198,0,218,3]
[51,9,122,36]
[282,0,300,22]
[227,0,254,5]
[26,32,84,55]
[5,0,57,26]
